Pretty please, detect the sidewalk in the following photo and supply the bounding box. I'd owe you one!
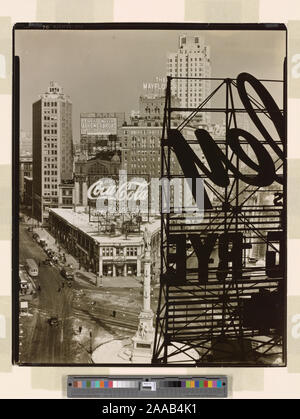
[32,226,143,289]
[33,227,79,269]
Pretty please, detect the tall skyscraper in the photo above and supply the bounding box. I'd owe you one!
[167,35,211,123]
[32,81,73,223]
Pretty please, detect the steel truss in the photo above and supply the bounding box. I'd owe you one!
[152,75,286,365]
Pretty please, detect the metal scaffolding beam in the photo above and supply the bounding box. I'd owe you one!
[152,75,286,366]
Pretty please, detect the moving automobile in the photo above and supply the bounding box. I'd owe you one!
[60,267,74,280]
[25,258,39,277]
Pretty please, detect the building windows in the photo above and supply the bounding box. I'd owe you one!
[62,198,72,205]
[126,247,137,256]
[103,247,114,257]
[115,247,124,256]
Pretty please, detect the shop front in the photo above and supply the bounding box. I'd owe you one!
[102,261,137,277]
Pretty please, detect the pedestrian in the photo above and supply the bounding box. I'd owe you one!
[37,285,41,292]
[57,287,61,293]
[79,326,82,333]
[38,261,41,267]
[62,282,64,288]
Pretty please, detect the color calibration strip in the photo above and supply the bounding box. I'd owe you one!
[67,376,228,398]
[160,380,223,388]
[72,379,223,389]
[73,380,139,389]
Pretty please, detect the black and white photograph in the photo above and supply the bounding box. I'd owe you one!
[14,24,286,366]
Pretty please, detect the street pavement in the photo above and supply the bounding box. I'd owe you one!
[19,223,80,363]
[18,221,150,364]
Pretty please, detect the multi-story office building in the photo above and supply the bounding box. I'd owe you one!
[167,35,211,123]
[23,177,33,208]
[19,155,32,203]
[119,125,162,178]
[32,81,73,223]
[119,121,194,179]
[139,96,165,121]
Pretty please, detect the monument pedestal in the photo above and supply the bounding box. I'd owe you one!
[131,310,154,363]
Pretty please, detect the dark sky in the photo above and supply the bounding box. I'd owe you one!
[15,29,286,142]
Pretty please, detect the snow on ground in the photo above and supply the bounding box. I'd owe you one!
[92,339,129,363]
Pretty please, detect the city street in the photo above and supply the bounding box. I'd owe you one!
[18,221,150,364]
[19,223,82,363]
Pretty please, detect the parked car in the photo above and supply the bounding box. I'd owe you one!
[43,258,53,266]
[60,267,74,280]
[48,316,59,327]
[46,249,55,257]
[39,239,47,248]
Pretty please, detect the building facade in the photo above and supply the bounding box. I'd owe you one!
[48,207,160,283]
[73,153,121,207]
[32,81,73,223]
[139,96,165,121]
[19,156,32,203]
[23,176,33,208]
[167,35,211,123]
[119,125,162,177]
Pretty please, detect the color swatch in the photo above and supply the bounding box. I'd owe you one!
[73,380,140,389]
[68,376,228,398]
[72,379,224,389]
[160,380,223,389]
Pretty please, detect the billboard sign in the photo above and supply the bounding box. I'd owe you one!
[80,117,117,135]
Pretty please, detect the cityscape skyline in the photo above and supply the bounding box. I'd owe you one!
[16,29,285,142]
[16,27,286,366]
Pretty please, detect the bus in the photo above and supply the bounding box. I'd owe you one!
[19,268,34,295]
[25,258,39,277]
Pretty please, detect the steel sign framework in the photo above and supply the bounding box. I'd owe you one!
[153,73,286,365]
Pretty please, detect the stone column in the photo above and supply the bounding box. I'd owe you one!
[98,246,103,276]
[137,257,141,277]
[132,248,154,363]
[123,263,127,276]
[74,181,80,205]
[58,186,63,206]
